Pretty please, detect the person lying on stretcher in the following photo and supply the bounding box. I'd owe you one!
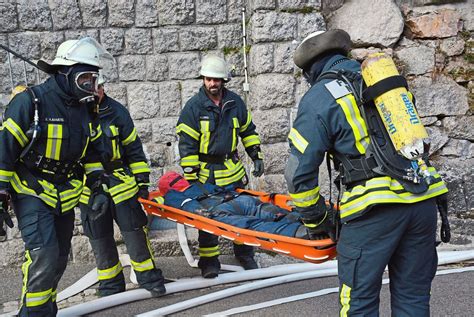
[154,171,328,240]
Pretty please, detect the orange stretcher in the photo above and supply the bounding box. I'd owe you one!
[140,189,337,264]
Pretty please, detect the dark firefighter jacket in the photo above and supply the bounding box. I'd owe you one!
[80,94,150,206]
[177,86,262,187]
[0,77,105,213]
[285,55,448,222]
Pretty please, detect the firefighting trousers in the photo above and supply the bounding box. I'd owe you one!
[13,194,74,317]
[80,194,164,296]
[337,198,438,317]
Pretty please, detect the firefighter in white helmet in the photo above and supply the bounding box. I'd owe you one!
[0,37,112,316]
[79,72,166,297]
[176,55,264,278]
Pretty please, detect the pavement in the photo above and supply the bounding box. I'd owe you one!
[1,250,474,316]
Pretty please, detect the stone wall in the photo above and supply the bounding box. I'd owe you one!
[0,0,472,266]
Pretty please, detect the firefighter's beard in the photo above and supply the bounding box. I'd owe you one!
[205,83,223,97]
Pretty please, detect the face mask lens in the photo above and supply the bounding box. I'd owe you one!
[75,72,98,95]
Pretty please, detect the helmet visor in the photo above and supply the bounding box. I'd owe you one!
[75,71,99,95]
[66,37,115,70]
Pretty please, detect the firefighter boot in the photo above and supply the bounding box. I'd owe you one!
[198,256,221,278]
[90,236,126,296]
[122,229,166,297]
[234,244,258,270]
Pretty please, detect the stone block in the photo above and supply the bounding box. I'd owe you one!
[261,142,290,174]
[228,0,246,23]
[440,37,465,57]
[440,139,474,158]
[151,117,180,144]
[426,126,450,155]
[127,83,160,120]
[135,119,153,144]
[153,28,180,53]
[251,11,297,43]
[196,0,227,24]
[328,0,404,47]
[39,31,65,61]
[249,43,274,75]
[105,82,128,106]
[249,74,296,110]
[406,9,461,39]
[279,0,321,10]
[159,81,182,117]
[410,75,469,117]
[8,32,41,59]
[253,109,291,143]
[125,28,153,54]
[274,42,296,73]
[49,0,82,30]
[100,28,125,56]
[118,55,146,81]
[64,29,99,41]
[395,45,435,75]
[79,0,107,28]
[443,116,474,141]
[108,0,135,27]
[251,0,276,10]
[17,0,52,31]
[217,24,242,50]
[146,54,168,82]
[181,79,202,107]
[136,0,159,27]
[297,12,326,40]
[257,174,287,194]
[71,236,96,263]
[167,52,200,80]
[179,27,217,51]
[0,1,17,32]
[158,0,194,25]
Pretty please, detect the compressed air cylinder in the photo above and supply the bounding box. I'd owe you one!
[361,53,428,160]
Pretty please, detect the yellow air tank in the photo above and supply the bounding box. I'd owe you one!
[361,53,428,161]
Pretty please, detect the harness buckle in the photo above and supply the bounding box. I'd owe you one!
[34,154,44,167]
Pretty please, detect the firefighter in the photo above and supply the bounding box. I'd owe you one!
[176,55,264,278]
[0,37,110,316]
[79,74,166,297]
[285,29,449,316]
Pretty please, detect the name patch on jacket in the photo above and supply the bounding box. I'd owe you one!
[45,117,65,123]
[325,80,351,99]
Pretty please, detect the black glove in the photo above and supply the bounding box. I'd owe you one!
[0,190,14,230]
[90,193,109,221]
[137,184,149,200]
[296,197,337,242]
[436,194,451,243]
[135,172,150,200]
[252,159,264,177]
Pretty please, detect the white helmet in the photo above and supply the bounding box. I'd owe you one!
[37,37,114,73]
[200,55,230,81]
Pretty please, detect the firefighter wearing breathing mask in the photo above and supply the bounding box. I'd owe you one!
[0,37,111,316]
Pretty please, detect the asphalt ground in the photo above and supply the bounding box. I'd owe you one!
[1,254,473,316]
